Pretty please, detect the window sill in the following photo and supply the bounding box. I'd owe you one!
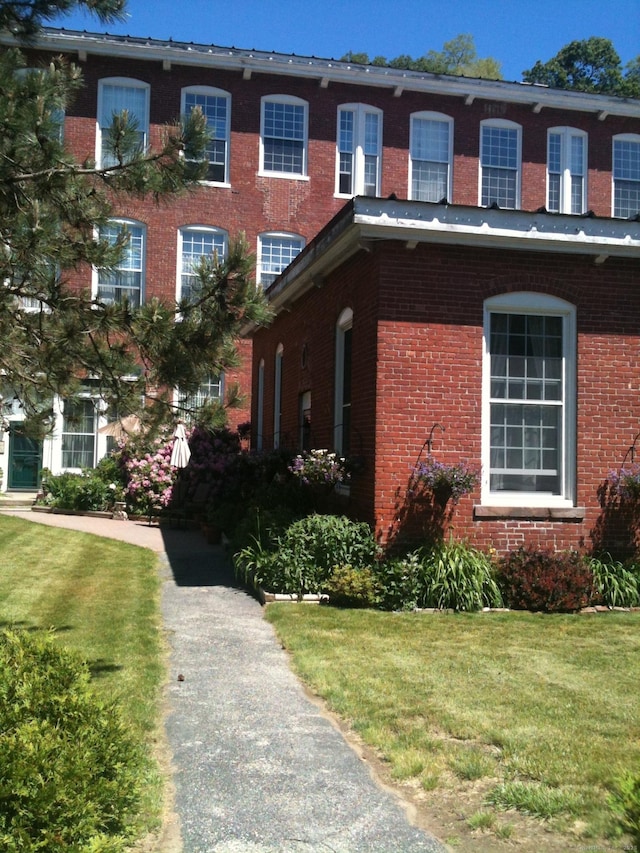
[257,171,310,182]
[474,505,585,521]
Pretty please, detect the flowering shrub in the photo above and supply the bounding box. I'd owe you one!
[288,449,348,487]
[497,546,593,613]
[413,456,479,503]
[608,464,640,501]
[123,437,176,516]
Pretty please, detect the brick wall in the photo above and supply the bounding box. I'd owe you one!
[253,237,640,554]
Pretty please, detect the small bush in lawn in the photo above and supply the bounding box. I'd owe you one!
[325,565,378,608]
[609,772,640,851]
[498,546,593,613]
[588,554,640,608]
[374,551,423,611]
[419,540,503,612]
[0,629,143,852]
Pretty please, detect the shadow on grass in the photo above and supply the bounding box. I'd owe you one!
[159,526,240,589]
[88,659,124,678]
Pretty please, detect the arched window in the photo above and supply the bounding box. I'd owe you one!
[547,127,587,214]
[409,111,453,202]
[274,344,284,449]
[177,226,228,301]
[257,232,304,288]
[479,119,522,209]
[256,359,265,451]
[334,308,353,457]
[260,95,308,177]
[97,77,149,168]
[95,219,145,308]
[336,104,382,197]
[181,86,230,183]
[612,134,640,218]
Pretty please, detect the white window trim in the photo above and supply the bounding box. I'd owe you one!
[96,77,150,169]
[181,85,231,186]
[259,94,309,180]
[274,343,284,449]
[334,307,353,457]
[257,231,305,288]
[481,292,576,508]
[177,225,228,302]
[612,133,640,218]
[60,393,99,472]
[93,218,146,306]
[335,103,383,198]
[479,119,522,210]
[408,111,453,203]
[547,126,587,215]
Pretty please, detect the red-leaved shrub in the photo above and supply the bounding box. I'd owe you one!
[498,546,593,613]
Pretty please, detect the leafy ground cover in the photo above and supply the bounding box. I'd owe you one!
[266,605,640,851]
[0,514,165,846]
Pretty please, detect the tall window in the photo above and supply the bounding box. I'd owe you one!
[17,68,65,142]
[336,104,382,196]
[97,78,149,168]
[334,308,353,457]
[547,128,586,214]
[409,112,452,202]
[299,390,311,452]
[258,233,304,288]
[178,375,224,421]
[274,344,283,449]
[256,359,265,451]
[182,87,230,183]
[483,293,575,505]
[260,96,308,177]
[178,227,227,301]
[480,120,521,209]
[62,398,95,469]
[96,220,145,307]
[613,135,640,218]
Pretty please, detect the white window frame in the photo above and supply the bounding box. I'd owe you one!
[547,127,587,214]
[177,225,228,302]
[177,374,225,422]
[335,103,382,197]
[94,219,146,307]
[612,133,640,219]
[479,119,522,209]
[97,77,150,169]
[259,95,309,179]
[482,292,576,508]
[257,232,304,288]
[181,86,230,185]
[409,111,453,203]
[61,396,97,470]
[334,307,353,457]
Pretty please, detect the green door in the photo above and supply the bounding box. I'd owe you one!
[8,426,42,489]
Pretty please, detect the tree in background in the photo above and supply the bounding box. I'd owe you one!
[342,34,502,80]
[523,37,640,98]
[0,0,270,434]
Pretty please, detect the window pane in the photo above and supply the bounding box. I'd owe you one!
[184,91,228,181]
[181,229,226,301]
[260,236,304,287]
[614,140,640,217]
[100,83,147,167]
[97,224,144,307]
[411,117,450,201]
[62,399,95,468]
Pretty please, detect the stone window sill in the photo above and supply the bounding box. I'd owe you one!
[474,506,585,521]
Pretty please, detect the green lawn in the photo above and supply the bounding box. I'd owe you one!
[266,604,640,848]
[0,515,165,834]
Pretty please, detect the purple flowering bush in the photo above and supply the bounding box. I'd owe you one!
[288,449,348,487]
[413,456,479,504]
[608,465,640,502]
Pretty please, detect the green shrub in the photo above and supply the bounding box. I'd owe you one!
[498,546,593,613]
[0,629,143,852]
[609,773,640,851]
[236,514,379,596]
[589,554,640,608]
[374,551,423,611]
[325,565,378,608]
[419,540,503,611]
[41,470,115,512]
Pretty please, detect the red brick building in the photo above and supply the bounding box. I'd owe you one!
[1,26,639,517]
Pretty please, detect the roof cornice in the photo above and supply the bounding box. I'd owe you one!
[4,27,639,119]
[264,199,640,316]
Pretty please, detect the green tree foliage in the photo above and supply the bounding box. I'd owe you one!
[0,0,125,40]
[523,37,640,98]
[342,34,502,80]
[0,0,271,433]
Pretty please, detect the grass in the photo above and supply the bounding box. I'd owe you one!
[0,514,165,836]
[266,605,640,846]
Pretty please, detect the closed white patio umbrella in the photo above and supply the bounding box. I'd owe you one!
[170,421,191,468]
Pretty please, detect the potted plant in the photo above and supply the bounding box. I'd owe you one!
[412,456,479,505]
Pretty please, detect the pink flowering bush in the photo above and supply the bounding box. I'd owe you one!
[120,434,177,516]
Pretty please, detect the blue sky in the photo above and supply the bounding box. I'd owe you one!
[50,0,639,83]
